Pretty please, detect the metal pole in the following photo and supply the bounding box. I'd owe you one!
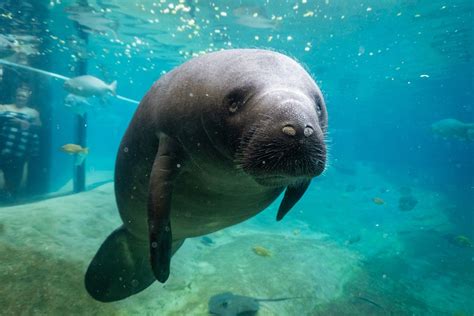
[73,0,89,193]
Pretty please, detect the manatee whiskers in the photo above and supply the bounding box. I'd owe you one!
[323,134,332,145]
[319,149,332,177]
[234,118,271,168]
[236,125,325,179]
[256,112,274,121]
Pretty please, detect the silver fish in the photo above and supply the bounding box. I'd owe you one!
[431,118,474,141]
[66,5,118,39]
[233,5,278,29]
[64,94,94,117]
[235,15,278,29]
[64,75,117,98]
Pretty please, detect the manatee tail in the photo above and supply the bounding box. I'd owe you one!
[108,80,117,96]
[85,226,155,302]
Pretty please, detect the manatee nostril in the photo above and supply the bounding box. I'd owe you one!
[282,124,314,137]
[282,125,297,136]
[304,126,314,137]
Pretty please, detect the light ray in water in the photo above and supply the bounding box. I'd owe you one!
[0,59,139,105]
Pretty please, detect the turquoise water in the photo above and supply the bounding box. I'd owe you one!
[0,0,472,315]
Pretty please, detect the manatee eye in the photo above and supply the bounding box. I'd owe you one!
[229,101,239,113]
[312,92,324,117]
[316,103,322,117]
[224,86,252,114]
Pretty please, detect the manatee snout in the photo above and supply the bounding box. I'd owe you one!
[238,94,327,184]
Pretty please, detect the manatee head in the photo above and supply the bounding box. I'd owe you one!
[232,84,327,186]
[203,77,328,187]
[174,50,328,187]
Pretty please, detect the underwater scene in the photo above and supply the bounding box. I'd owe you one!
[0,0,473,315]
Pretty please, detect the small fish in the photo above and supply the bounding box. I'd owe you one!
[344,234,361,245]
[65,5,119,39]
[232,5,278,29]
[372,197,385,205]
[61,143,89,166]
[252,246,272,257]
[453,235,473,248]
[64,94,97,117]
[61,143,88,154]
[431,118,474,141]
[235,15,278,29]
[64,75,117,98]
[200,236,214,246]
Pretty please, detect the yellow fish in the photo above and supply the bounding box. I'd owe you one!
[372,197,385,205]
[61,143,89,155]
[252,246,272,257]
[453,235,473,248]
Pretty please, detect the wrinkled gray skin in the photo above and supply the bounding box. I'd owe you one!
[85,49,328,302]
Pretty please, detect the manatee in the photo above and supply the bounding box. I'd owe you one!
[84,49,328,302]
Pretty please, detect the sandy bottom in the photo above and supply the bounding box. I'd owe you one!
[0,162,472,315]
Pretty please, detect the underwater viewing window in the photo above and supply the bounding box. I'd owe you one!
[0,0,135,204]
[0,1,55,204]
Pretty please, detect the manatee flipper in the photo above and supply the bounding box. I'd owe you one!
[148,133,182,282]
[276,180,311,221]
[84,226,154,302]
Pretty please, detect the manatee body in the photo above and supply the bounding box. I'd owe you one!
[431,118,474,141]
[64,75,117,98]
[85,49,328,302]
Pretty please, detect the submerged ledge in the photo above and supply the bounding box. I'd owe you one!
[0,182,359,315]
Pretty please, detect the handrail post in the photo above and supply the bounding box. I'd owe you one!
[73,0,89,193]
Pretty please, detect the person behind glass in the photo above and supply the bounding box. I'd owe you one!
[0,84,41,201]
